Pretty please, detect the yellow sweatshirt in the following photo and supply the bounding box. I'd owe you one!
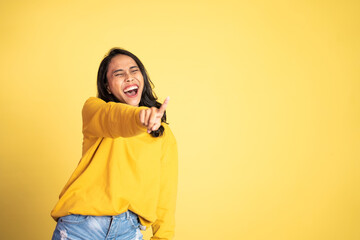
[50,97,178,240]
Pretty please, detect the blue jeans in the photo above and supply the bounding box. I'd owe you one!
[51,210,145,240]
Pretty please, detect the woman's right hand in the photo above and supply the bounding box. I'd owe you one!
[139,97,169,133]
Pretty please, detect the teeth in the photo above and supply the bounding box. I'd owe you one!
[124,85,138,93]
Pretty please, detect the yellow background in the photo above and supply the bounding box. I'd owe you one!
[0,0,359,239]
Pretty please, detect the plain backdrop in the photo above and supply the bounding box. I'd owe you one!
[0,0,359,239]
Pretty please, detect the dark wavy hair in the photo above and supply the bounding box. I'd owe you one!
[97,47,167,137]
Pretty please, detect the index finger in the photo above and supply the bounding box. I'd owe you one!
[159,96,170,113]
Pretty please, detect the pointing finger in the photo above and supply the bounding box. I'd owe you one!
[159,96,170,113]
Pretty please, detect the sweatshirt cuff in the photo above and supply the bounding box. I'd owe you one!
[134,106,149,132]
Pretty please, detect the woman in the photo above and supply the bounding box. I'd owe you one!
[51,48,178,240]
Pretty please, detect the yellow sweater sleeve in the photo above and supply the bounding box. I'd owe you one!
[82,97,148,138]
[151,127,179,240]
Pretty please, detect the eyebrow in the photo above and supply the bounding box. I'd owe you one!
[113,66,139,74]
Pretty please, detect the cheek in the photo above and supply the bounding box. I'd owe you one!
[136,73,144,81]
[110,79,123,89]
[138,77,145,87]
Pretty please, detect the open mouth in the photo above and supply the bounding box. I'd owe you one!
[123,85,139,97]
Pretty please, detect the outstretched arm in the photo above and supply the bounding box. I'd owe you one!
[82,97,148,138]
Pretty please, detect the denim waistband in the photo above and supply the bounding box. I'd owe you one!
[111,210,131,220]
[111,210,146,230]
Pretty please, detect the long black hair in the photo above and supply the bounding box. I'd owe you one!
[97,47,167,137]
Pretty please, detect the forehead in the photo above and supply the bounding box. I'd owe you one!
[108,54,138,70]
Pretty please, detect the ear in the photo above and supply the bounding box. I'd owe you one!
[106,83,111,94]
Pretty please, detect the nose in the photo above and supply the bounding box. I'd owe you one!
[125,74,134,82]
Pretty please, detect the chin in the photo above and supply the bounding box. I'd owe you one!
[126,99,140,107]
